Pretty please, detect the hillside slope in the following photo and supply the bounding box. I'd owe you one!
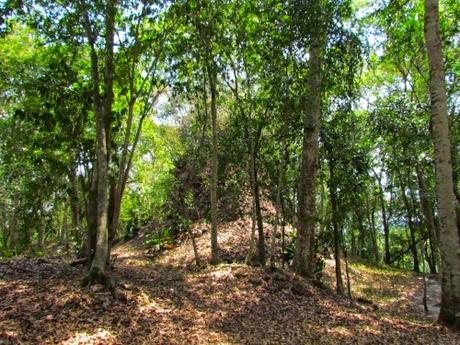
[0,220,458,345]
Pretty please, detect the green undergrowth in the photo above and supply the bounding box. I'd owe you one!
[346,260,420,316]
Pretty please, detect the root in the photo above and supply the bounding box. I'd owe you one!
[70,257,89,266]
[81,266,118,299]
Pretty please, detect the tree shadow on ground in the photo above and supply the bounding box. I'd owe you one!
[0,255,458,345]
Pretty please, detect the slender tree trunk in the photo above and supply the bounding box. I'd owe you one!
[424,0,460,327]
[421,240,429,312]
[38,219,45,252]
[426,244,437,275]
[416,165,438,273]
[254,157,265,266]
[0,208,7,248]
[187,225,201,267]
[208,66,219,264]
[374,170,391,265]
[354,208,366,258]
[60,208,68,246]
[107,177,117,263]
[398,173,420,272]
[107,98,135,257]
[8,197,18,253]
[88,103,109,276]
[246,135,265,266]
[246,154,257,265]
[271,141,285,268]
[293,41,322,278]
[82,167,97,259]
[450,138,460,237]
[365,194,379,263]
[343,247,352,299]
[328,156,344,295]
[351,229,356,257]
[281,197,286,268]
[70,164,81,242]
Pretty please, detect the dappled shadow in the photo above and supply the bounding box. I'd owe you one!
[1,251,459,345]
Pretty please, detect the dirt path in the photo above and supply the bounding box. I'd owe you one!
[413,275,441,321]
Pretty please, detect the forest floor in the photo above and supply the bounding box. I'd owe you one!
[1,218,459,345]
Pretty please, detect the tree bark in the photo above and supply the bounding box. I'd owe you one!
[416,165,438,273]
[293,40,322,277]
[38,220,45,252]
[374,169,391,265]
[398,173,420,272]
[69,163,81,242]
[60,208,68,246]
[328,157,344,295]
[245,150,257,265]
[343,247,352,299]
[8,197,18,252]
[271,141,285,268]
[245,134,265,266]
[82,166,97,259]
[365,194,379,263]
[254,160,265,266]
[424,0,460,327]
[107,177,117,263]
[208,65,219,264]
[82,0,117,290]
[354,208,366,259]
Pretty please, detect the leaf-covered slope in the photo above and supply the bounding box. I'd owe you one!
[1,221,458,345]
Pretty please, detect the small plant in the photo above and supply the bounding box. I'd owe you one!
[144,227,173,249]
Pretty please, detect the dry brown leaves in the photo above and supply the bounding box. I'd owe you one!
[1,222,459,345]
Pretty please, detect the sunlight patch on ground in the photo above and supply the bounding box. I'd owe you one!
[61,328,116,345]
[137,293,172,315]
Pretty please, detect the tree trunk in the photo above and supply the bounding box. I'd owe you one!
[8,197,18,253]
[271,141,285,268]
[254,165,265,266]
[82,167,97,259]
[351,229,356,257]
[38,219,45,252]
[328,157,344,295]
[398,173,420,272]
[107,177,117,262]
[69,164,81,242]
[292,41,322,278]
[424,0,460,327]
[245,152,257,265]
[365,194,379,263]
[83,0,116,291]
[87,83,110,281]
[450,137,460,237]
[107,97,136,258]
[343,247,352,299]
[421,240,429,312]
[354,208,366,259]
[0,208,7,248]
[60,208,68,246]
[416,165,438,273]
[374,170,391,265]
[246,134,265,266]
[281,197,286,268]
[208,66,219,264]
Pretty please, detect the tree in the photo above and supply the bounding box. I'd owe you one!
[79,0,117,288]
[292,0,326,278]
[424,0,460,327]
